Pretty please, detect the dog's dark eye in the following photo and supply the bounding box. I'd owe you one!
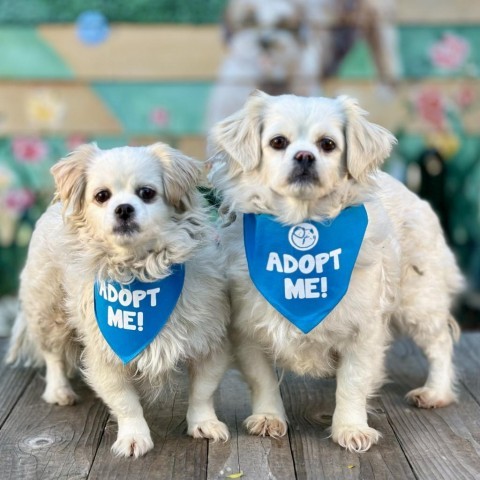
[270,136,289,150]
[137,187,156,202]
[94,189,111,204]
[318,138,336,152]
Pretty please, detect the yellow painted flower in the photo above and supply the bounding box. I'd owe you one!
[26,89,65,129]
[426,131,460,160]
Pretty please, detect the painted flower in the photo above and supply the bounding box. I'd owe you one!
[150,107,170,127]
[12,137,49,163]
[456,85,476,108]
[26,89,65,129]
[66,134,89,152]
[414,88,446,130]
[3,188,36,214]
[430,33,470,71]
[426,132,460,160]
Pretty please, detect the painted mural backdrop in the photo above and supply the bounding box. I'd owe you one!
[0,0,479,325]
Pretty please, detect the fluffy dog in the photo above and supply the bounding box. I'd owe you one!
[206,0,320,127]
[7,143,230,457]
[208,91,463,452]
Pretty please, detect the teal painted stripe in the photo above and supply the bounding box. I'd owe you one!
[340,26,480,79]
[93,82,213,135]
[0,27,73,79]
[0,0,226,24]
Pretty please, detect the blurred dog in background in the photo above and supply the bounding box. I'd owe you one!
[206,0,401,127]
[206,0,320,127]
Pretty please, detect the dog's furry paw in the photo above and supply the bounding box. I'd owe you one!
[188,419,230,442]
[42,385,78,406]
[331,424,381,452]
[406,387,457,409]
[244,414,287,438]
[111,432,154,458]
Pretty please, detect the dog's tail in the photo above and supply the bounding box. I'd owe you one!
[5,310,44,367]
[448,314,461,343]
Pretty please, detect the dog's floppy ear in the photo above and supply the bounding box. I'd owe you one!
[50,143,99,213]
[148,143,201,208]
[209,90,268,173]
[338,96,397,182]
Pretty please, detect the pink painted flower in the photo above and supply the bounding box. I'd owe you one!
[414,88,446,130]
[4,188,36,214]
[456,85,476,108]
[66,134,89,152]
[12,137,49,163]
[150,107,170,127]
[430,33,470,71]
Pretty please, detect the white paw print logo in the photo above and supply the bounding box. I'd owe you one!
[288,223,319,251]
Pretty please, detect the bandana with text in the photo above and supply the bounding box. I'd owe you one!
[94,264,185,363]
[243,206,368,333]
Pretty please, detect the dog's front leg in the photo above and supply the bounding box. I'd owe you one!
[235,340,287,437]
[83,348,153,458]
[331,339,386,452]
[186,346,230,442]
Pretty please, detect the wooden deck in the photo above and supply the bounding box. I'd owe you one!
[1,333,480,480]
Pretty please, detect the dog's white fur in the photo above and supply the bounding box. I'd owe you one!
[208,91,463,452]
[7,143,230,457]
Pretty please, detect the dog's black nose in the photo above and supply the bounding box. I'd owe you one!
[115,203,135,221]
[259,35,274,50]
[294,151,315,166]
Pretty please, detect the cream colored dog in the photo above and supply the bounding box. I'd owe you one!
[208,91,463,452]
[7,143,230,457]
[206,0,321,127]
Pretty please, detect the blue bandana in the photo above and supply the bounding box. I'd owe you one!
[93,264,185,363]
[243,206,368,333]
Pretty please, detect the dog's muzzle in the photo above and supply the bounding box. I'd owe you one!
[113,203,140,235]
[288,150,318,184]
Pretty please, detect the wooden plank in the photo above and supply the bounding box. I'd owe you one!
[0,83,122,136]
[1,79,478,137]
[381,337,480,480]
[397,0,480,24]
[38,25,225,81]
[207,369,296,480]
[0,338,36,428]
[0,373,109,480]
[87,371,208,480]
[38,19,480,83]
[178,136,207,162]
[323,79,480,135]
[280,373,416,479]
[455,333,480,405]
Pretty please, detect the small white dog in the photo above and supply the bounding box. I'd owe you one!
[206,0,321,127]
[7,143,231,457]
[208,91,463,452]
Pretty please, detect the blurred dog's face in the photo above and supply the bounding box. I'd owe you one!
[209,91,395,213]
[51,144,199,249]
[224,0,305,85]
